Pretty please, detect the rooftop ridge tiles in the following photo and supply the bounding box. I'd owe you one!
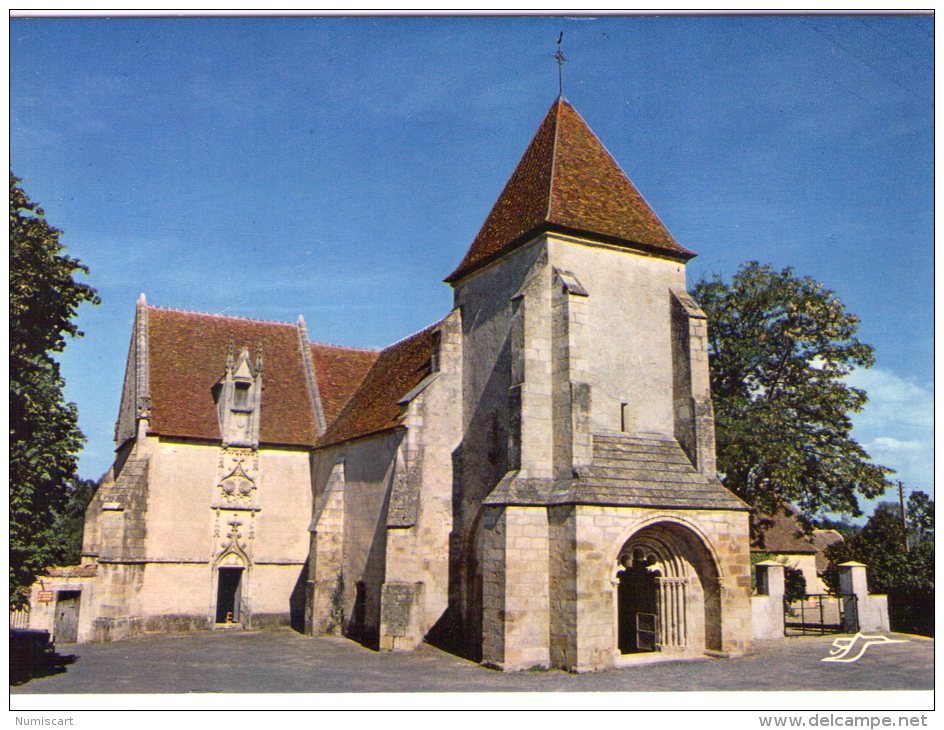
[147,304,298,328]
[310,341,381,353]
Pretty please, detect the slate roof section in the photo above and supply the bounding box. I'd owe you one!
[751,509,819,554]
[310,343,380,427]
[561,433,748,510]
[147,307,321,446]
[317,322,440,449]
[446,97,694,283]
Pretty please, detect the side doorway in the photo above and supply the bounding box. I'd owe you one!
[215,567,244,624]
[54,590,82,643]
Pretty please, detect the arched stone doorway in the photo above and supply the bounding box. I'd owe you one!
[613,520,722,656]
[213,536,251,627]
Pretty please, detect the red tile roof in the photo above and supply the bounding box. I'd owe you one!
[310,343,379,426]
[317,322,439,448]
[144,306,424,449]
[446,97,694,283]
[148,308,320,446]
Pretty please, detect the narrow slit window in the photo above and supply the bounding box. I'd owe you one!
[430,330,442,373]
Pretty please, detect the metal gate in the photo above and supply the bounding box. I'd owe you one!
[784,594,858,636]
[636,612,658,651]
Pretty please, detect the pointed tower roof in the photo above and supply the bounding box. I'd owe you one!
[446,97,694,283]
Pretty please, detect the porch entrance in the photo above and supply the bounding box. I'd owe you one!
[615,521,723,656]
[216,567,243,624]
[617,551,659,653]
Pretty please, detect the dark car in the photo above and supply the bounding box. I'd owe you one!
[10,628,55,681]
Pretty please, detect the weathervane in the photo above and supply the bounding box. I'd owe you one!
[555,31,567,97]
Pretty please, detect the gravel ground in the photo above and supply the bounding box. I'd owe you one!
[11,627,933,695]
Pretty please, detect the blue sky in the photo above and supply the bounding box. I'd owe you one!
[10,15,933,517]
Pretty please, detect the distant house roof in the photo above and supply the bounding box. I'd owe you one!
[46,564,97,578]
[317,322,439,449]
[446,97,694,283]
[812,529,844,573]
[751,509,818,555]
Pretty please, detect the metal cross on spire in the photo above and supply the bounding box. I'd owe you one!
[555,31,567,97]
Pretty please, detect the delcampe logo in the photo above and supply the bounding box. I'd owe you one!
[821,633,909,663]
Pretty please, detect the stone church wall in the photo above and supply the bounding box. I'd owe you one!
[309,432,401,644]
[78,435,312,639]
[381,311,463,650]
[450,239,548,642]
[547,235,687,436]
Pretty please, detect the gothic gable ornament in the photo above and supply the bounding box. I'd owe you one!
[213,448,260,510]
[214,342,263,448]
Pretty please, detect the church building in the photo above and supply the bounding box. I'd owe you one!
[29,97,754,671]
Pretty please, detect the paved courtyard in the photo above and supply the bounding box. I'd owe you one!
[11,627,933,694]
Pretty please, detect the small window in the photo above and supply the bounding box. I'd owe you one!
[621,403,631,432]
[234,381,251,409]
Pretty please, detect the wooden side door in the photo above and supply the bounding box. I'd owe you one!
[54,591,81,643]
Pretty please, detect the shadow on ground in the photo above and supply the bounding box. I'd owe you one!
[11,650,78,687]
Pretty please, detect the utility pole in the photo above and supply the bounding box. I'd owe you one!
[898,480,910,552]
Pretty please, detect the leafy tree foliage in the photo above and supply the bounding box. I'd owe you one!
[692,262,892,519]
[783,566,808,604]
[10,173,99,606]
[56,477,99,566]
[907,490,934,543]
[824,494,934,635]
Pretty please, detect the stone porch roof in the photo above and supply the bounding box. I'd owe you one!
[564,433,748,510]
[486,433,748,511]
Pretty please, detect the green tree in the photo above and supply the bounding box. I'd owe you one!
[56,476,99,566]
[907,490,934,543]
[692,262,892,519]
[10,172,99,606]
[824,494,934,635]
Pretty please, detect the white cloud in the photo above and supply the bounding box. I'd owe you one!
[863,436,925,454]
[845,367,933,495]
[846,367,933,431]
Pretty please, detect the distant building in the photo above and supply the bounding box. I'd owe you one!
[752,509,844,594]
[29,97,755,670]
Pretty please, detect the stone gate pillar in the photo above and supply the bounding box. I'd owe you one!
[838,561,889,633]
[751,560,785,640]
